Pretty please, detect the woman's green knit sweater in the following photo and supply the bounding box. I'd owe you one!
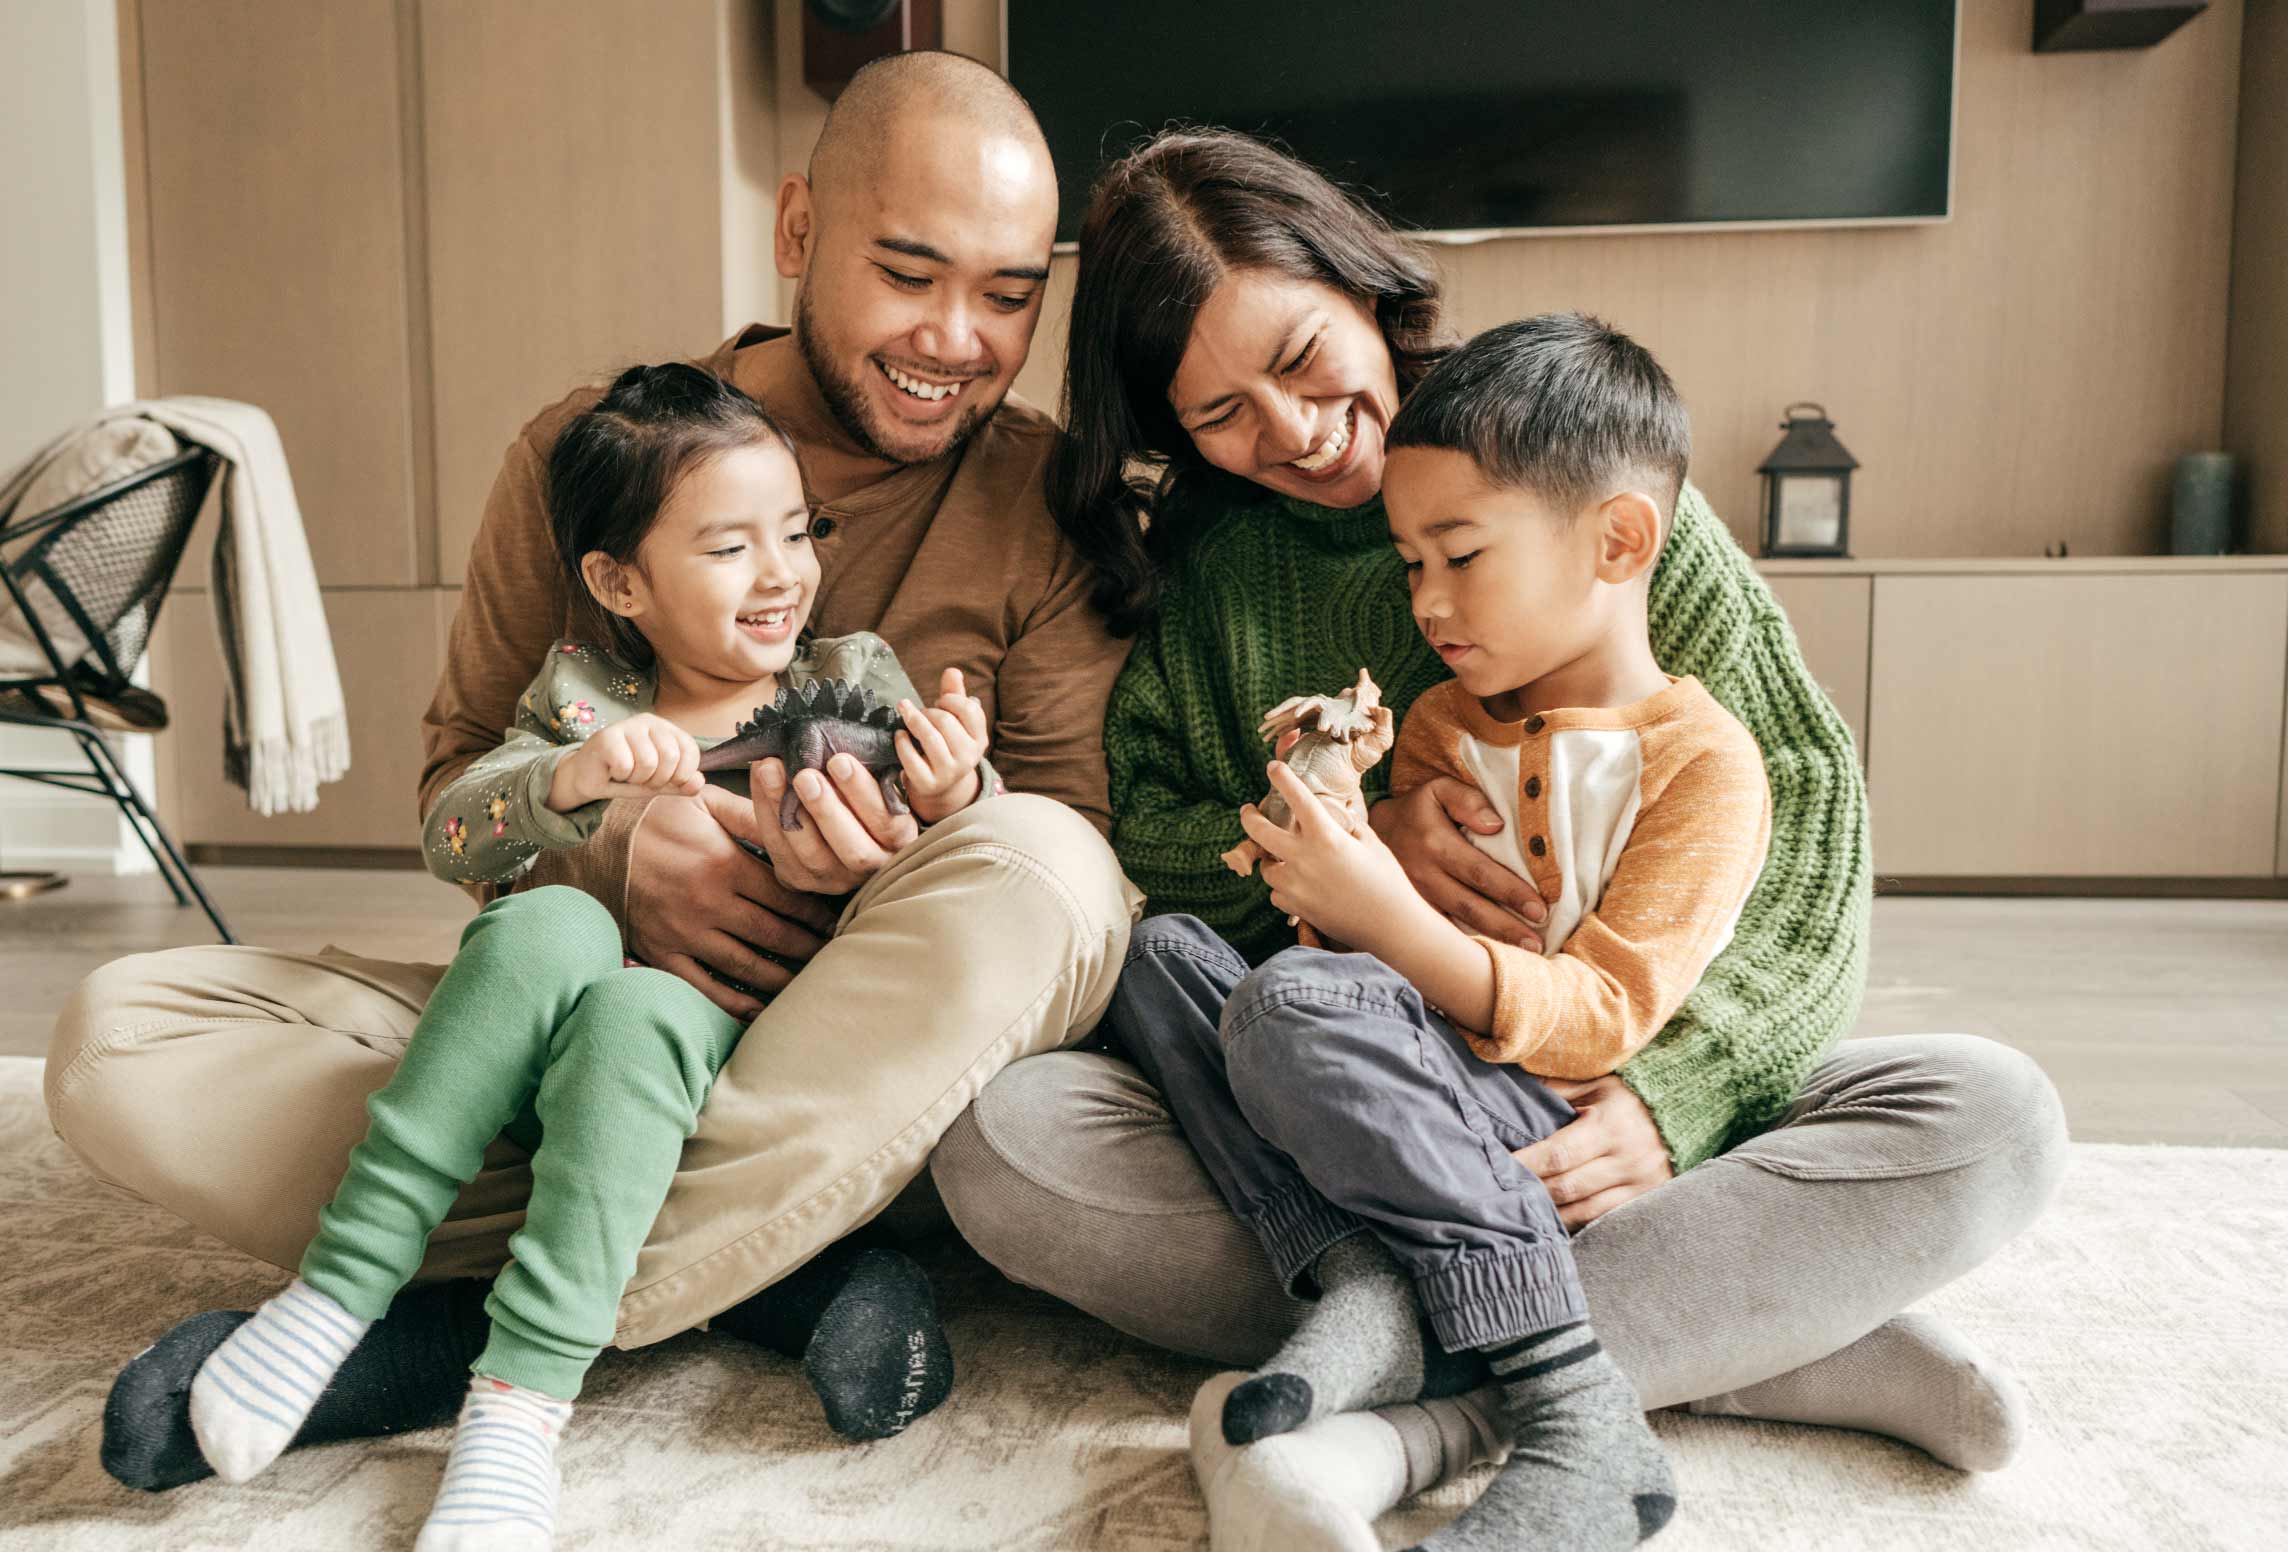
[1104,477,1872,1172]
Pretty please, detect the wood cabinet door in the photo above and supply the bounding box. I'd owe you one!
[420,0,724,585]
[136,0,421,589]
[149,589,445,849]
[1867,574,2288,877]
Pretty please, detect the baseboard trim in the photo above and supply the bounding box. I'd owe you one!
[0,834,153,876]
[185,844,426,871]
[1877,875,2288,898]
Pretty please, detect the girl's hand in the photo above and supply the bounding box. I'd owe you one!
[896,667,992,823]
[1242,760,1431,953]
[548,713,704,811]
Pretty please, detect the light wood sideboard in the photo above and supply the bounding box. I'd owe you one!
[1762,557,2288,881]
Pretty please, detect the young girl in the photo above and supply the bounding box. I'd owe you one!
[182,363,995,1550]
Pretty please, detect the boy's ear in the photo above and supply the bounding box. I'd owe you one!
[579,552,643,620]
[1593,491,1664,585]
[774,174,815,282]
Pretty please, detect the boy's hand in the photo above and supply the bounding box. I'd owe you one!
[896,667,992,823]
[1241,760,1433,952]
[548,713,704,811]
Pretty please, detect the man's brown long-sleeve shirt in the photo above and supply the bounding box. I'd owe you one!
[419,324,1131,924]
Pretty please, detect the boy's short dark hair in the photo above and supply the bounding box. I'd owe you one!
[1386,312,1690,523]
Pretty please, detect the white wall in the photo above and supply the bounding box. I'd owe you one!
[0,0,152,875]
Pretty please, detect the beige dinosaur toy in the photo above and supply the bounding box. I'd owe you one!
[1222,667,1397,880]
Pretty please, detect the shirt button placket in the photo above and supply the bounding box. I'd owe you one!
[1522,715,1547,856]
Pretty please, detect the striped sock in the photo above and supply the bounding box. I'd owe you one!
[187,1278,371,1482]
[1412,1322,1675,1552]
[413,1376,571,1552]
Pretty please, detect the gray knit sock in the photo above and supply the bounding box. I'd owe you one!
[1686,1311,2028,1471]
[1413,1322,1675,1552]
[1222,1235,1426,1445]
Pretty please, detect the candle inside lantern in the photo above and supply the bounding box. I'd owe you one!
[1776,474,1845,551]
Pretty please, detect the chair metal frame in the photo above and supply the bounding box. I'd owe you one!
[0,447,235,941]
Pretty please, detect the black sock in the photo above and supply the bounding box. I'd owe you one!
[102,1278,490,1491]
[711,1242,953,1441]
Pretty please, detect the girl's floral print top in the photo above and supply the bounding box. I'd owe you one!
[421,632,1003,885]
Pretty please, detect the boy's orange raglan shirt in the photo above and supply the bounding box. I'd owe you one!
[1391,676,1772,1078]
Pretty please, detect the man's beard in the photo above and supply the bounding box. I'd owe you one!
[796,286,991,467]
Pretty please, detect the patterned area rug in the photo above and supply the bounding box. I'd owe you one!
[1,1054,2282,1551]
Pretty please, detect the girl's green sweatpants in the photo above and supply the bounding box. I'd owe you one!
[297,886,742,1400]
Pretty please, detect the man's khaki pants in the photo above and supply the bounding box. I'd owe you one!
[44,795,1138,1349]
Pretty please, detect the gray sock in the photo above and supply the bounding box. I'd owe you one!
[1222,1235,1426,1445]
[1413,1322,1676,1552]
[1686,1311,2028,1471]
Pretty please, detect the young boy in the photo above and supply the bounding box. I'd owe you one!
[1109,313,1769,1551]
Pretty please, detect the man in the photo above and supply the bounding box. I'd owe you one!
[51,52,1138,1488]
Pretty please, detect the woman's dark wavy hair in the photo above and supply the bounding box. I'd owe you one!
[1050,128,1453,637]
[547,361,797,668]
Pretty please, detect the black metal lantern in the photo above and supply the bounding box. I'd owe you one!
[1757,403,1858,559]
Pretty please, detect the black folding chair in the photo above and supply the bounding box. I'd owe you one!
[0,447,234,941]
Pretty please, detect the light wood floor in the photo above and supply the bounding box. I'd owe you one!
[5,869,2285,1147]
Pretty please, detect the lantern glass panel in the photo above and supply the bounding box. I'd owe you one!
[1774,474,1846,552]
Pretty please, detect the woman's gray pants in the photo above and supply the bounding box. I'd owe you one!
[931,989,2069,1411]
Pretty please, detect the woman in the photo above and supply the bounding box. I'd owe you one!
[929,129,2065,1537]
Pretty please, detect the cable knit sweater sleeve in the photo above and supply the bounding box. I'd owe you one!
[1616,487,1873,1169]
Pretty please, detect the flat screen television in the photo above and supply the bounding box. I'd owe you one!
[1005,1,1958,245]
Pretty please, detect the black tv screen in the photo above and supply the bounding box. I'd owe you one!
[1007,1,1958,243]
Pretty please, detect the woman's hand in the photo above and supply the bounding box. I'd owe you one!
[1514,1075,1675,1230]
[896,667,991,823]
[1369,779,1548,951]
[749,753,919,894]
[548,713,704,811]
[1242,761,1428,952]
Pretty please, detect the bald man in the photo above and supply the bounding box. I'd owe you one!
[55,52,1139,1487]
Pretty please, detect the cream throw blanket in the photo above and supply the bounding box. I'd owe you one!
[0,399,349,814]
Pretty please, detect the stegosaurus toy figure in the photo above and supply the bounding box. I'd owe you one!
[697,678,907,831]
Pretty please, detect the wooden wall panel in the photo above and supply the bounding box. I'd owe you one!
[422,0,725,585]
[718,0,782,338]
[136,0,421,588]
[150,589,444,848]
[114,0,157,400]
[1763,575,1871,760]
[1009,0,2246,563]
[2226,0,2288,555]
[1867,573,2287,876]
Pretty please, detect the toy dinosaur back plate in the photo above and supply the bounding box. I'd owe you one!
[698,678,910,829]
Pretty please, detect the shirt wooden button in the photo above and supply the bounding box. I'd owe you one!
[1529,835,1547,857]
[1524,715,1546,734]
[1524,775,1541,799]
